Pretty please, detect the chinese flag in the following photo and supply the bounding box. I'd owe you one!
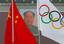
[4,4,12,44]
[13,1,37,44]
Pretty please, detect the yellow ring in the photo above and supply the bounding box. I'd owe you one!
[52,18,63,30]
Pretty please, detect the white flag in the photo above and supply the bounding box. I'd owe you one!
[37,0,64,44]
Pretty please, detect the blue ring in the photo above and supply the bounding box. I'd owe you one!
[60,16,64,25]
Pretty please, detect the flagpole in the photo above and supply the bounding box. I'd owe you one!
[12,0,14,44]
[37,0,40,44]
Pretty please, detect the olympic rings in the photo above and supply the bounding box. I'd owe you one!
[41,10,61,24]
[39,4,64,30]
[39,4,50,16]
[41,12,51,24]
[49,11,61,22]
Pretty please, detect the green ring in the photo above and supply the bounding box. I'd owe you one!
[41,12,52,24]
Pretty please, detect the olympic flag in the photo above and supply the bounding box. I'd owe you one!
[37,0,64,44]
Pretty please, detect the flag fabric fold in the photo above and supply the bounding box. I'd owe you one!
[4,4,12,44]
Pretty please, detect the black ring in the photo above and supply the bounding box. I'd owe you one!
[49,10,61,22]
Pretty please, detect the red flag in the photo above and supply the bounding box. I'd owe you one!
[13,1,37,44]
[4,4,12,44]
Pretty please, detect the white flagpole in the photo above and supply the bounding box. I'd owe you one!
[12,0,14,44]
[37,0,40,44]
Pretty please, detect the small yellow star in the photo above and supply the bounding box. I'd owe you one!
[8,11,11,18]
[15,20,17,24]
[8,15,11,18]
[16,16,19,19]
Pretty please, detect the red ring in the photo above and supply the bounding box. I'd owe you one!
[39,4,50,17]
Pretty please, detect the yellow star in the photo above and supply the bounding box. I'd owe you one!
[8,15,11,18]
[7,11,11,18]
[15,20,17,24]
[16,16,19,19]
